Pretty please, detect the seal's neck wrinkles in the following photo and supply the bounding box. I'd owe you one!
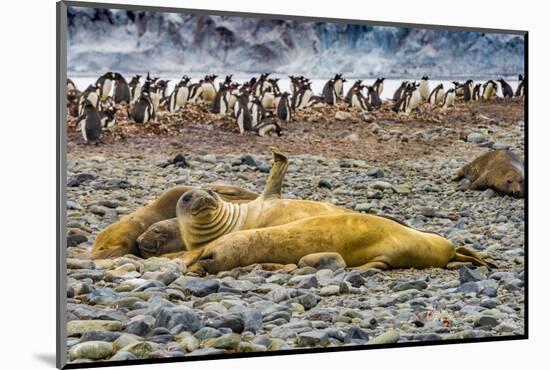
[185,201,247,248]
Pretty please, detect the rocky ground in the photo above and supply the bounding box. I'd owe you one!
[65,98,525,364]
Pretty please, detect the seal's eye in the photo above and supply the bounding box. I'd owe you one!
[206,189,215,196]
[182,194,192,202]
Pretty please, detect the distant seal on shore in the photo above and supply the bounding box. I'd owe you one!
[452,150,524,198]
[92,184,258,259]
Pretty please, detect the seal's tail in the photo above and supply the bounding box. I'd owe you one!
[453,246,497,269]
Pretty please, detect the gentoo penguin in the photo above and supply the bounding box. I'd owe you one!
[268,78,281,95]
[149,85,162,113]
[113,73,131,104]
[188,81,204,103]
[333,74,346,97]
[212,82,230,114]
[482,80,498,100]
[67,89,81,117]
[200,74,218,101]
[322,79,338,105]
[233,88,250,119]
[473,84,482,101]
[77,100,102,144]
[428,83,445,105]
[366,85,381,110]
[392,81,408,102]
[497,78,514,98]
[289,75,302,96]
[169,75,191,111]
[463,80,474,102]
[78,83,101,115]
[418,76,430,101]
[67,78,77,92]
[250,96,266,128]
[344,80,364,105]
[452,81,464,98]
[96,72,116,101]
[252,73,271,96]
[350,88,371,112]
[441,88,456,108]
[235,94,253,134]
[99,106,116,129]
[254,119,283,137]
[128,75,141,103]
[373,78,385,97]
[226,83,240,113]
[130,91,155,124]
[155,80,170,100]
[292,82,313,110]
[392,83,421,113]
[515,74,525,97]
[276,92,292,122]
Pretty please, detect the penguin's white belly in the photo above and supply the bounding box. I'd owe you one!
[233,101,240,118]
[201,84,216,101]
[419,82,429,100]
[101,80,112,100]
[334,80,343,97]
[237,110,245,133]
[407,91,422,112]
[227,93,237,109]
[262,93,276,110]
[81,120,88,142]
[299,90,312,109]
[176,87,189,106]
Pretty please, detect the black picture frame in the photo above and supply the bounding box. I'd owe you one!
[56,1,528,368]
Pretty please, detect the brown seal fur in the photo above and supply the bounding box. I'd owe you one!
[91,184,257,259]
[453,150,524,198]
[176,151,494,273]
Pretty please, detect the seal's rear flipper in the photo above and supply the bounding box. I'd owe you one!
[452,246,497,270]
[261,147,289,201]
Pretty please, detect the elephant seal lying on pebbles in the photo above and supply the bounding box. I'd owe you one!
[453,150,524,198]
[92,184,258,259]
[175,152,494,273]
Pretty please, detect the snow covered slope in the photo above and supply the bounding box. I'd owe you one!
[67,6,525,79]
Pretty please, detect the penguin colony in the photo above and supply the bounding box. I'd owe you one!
[67,72,525,144]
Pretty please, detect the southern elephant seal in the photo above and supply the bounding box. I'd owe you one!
[137,218,183,259]
[453,150,524,198]
[190,213,494,274]
[91,184,258,259]
[176,150,349,250]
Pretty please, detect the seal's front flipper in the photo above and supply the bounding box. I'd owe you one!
[261,147,289,201]
[349,261,391,271]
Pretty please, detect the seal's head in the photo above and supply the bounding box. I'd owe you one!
[177,188,220,220]
[500,169,525,198]
[137,220,181,258]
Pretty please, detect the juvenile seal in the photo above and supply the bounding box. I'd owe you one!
[452,150,524,198]
[176,150,347,251]
[92,184,258,259]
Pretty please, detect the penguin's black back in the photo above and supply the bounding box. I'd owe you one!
[83,105,102,142]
